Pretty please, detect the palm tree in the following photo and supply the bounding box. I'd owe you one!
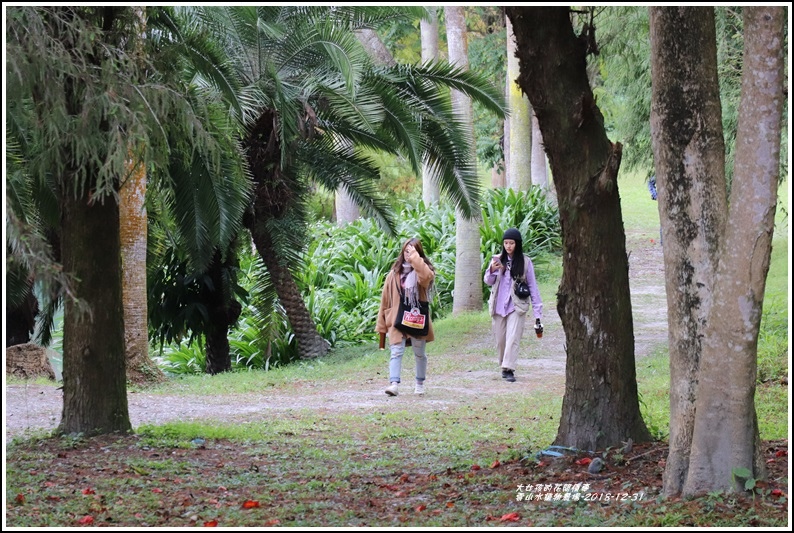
[190,6,506,358]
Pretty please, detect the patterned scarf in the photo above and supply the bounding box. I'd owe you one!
[400,261,420,308]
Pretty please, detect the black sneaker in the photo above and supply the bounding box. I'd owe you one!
[502,369,516,382]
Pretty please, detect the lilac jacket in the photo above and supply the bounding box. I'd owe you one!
[483,253,542,319]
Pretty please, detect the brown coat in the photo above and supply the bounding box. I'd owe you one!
[375,253,435,345]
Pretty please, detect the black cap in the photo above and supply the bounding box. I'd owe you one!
[502,228,522,242]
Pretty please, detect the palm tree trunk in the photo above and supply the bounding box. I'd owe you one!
[446,6,484,313]
[506,15,531,191]
[420,8,441,205]
[251,227,329,359]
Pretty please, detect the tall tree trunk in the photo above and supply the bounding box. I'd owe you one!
[531,109,550,193]
[421,7,441,205]
[59,186,131,435]
[682,6,785,497]
[507,6,650,450]
[649,7,729,496]
[446,5,483,314]
[506,16,531,191]
[119,6,165,385]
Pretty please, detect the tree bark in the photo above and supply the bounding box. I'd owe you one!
[507,6,650,450]
[421,7,441,205]
[506,16,531,191]
[682,6,785,496]
[649,7,729,496]
[446,5,484,314]
[59,187,131,436]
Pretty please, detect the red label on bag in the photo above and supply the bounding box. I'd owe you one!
[401,307,427,329]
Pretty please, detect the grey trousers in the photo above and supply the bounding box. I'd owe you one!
[491,311,527,371]
[388,337,427,384]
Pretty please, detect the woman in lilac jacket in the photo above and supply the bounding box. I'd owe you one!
[483,228,543,382]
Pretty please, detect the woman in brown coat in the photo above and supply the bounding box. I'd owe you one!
[375,237,435,396]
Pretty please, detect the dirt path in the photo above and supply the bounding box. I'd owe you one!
[5,233,667,440]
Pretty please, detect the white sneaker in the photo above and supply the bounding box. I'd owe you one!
[385,382,399,396]
[414,383,425,395]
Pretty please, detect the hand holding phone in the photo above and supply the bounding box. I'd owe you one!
[491,256,502,272]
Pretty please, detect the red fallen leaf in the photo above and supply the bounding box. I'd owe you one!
[152,488,163,493]
[490,460,501,469]
[399,473,410,483]
[82,488,96,495]
[471,464,481,471]
[264,519,280,526]
[536,461,547,468]
[766,458,776,464]
[575,458,592,466]
[446,502,455,508]
[14,494,25,504]
[415,505,427,512]
[218,486,228,491]
[135,513,143,519]
[500,512,521,522]
[771,489,783,497]
[77,516,94,525]
[241,500,261,509]
[203,519,219,527]
[775,450,788,457]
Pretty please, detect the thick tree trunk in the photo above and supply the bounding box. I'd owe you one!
[682,6,784,496]
[507,6,650,450]
[446,5,483,314]
[59,187,131,436]
[421,8,441,205]
[649,7,729,496]
[506,16,531,191]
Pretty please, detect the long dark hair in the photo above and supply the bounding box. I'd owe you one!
[391,237,435,274]
[500,240,525,280]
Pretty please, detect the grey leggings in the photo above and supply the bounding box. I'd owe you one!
[388,337,427,384]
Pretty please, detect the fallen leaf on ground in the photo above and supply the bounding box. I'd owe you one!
[500,512,520,522]
[241,500,261,509]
